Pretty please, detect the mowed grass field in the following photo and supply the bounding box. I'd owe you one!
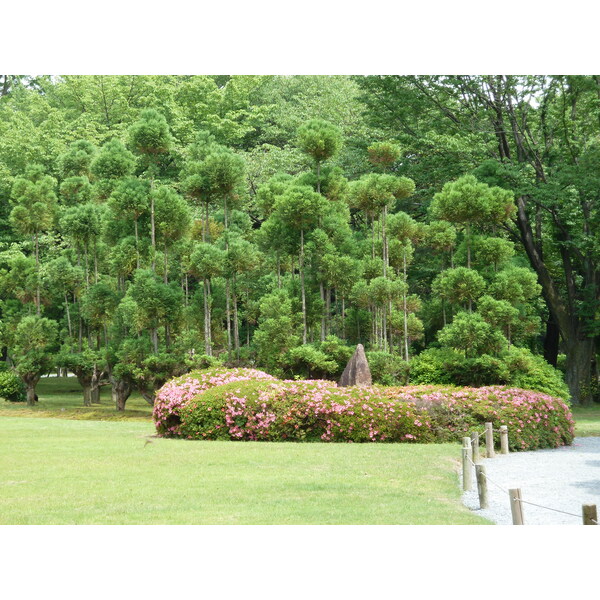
[0,416,488,525]
[1,376,597,525]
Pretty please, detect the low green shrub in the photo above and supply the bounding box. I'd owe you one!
[366,351,410,386]
[154,368,574,450]
[283,345,338,379]
[504,347,570,400]
[0,370,26,402]
[410,346,569,400]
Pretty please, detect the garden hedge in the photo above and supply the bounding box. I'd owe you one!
[153,367,575,451]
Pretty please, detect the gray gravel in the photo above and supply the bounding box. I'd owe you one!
[462,437,600,525]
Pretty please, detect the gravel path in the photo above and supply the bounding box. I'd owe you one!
[462,437,600,525]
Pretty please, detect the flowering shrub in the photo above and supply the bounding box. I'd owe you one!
[153,367,276,436]
[153,369,575,450]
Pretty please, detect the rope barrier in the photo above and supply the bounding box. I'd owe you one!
[465,454,509,493]
[463,444,597,524]
[511,496,582,521]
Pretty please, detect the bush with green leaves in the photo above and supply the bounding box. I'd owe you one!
[283,345,338,380]
[410,346,569,400]
[504,347,570,401]
[153,368,574,450]
[0,370,26,402]
[366,351,410,386]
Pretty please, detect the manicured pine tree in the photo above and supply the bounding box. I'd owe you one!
[152,185,191,284]
[9,165,58,315]
[429,175,514,268]
[11,315,58,406]
[200,148,246,355]
[128,109,173,272]
[297,119,342,194]
[90,139,136,200]
[109,177,150,269]
[272,185,328,344]
[189,242,226,356]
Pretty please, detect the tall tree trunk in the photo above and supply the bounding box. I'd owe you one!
[515,195,594,404]
[64,292,72,337]
[277,254,281,288]
[466,224,471,269]
[316,161,321,194]
[150,180,156,272]
[134,218,140,269]
[382,206,388,277]
[90,364,102,404]
[543,316,560,367]
[34,233,41,316]
[565,336,595,405]
[403,249,409,361]
[164,245,169,284]
[226,279,232,356]
[326,286,331,337]
[25,377,39,407]
[204,278,212,356]
[320,282,326,342]
[233,274,240,361]
[300,229,307,345]
[112,376,133,411]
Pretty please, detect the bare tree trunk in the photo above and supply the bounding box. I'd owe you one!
[90,364,101,404]
[113,376,133,411]
[233,274,240,361]
[164,245,169,284]
[134,218,140,269]
[64,293,72,337]
[25,377,39,406]
[300,229,307,345]
[320,282,326,342]
[326,286,331,337]
[403,249,409,361]
[35,233,41,316]
[150,180,156,272]
[277,254,281,288]
[204,278,212,356]
[226,279,232,357]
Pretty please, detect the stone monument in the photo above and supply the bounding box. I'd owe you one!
[338,343,372,387]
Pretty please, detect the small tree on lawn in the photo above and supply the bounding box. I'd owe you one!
[12,315,58,405]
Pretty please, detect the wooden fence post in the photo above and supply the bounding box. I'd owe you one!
[500,425,509,454]
[485,422,495,458]
[471,431,480,464]
[509,488,524,525]
[462,437,472,491]
[475,464,488,509]
[583,504,598,525]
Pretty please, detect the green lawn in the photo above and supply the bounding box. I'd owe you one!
[0,416,488,525]
[571,403,600,437]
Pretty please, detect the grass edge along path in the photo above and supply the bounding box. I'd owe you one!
[0,416,488,525]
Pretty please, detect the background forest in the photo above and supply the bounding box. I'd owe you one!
[0,75,598,409]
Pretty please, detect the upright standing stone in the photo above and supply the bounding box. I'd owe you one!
[338,344,372,387]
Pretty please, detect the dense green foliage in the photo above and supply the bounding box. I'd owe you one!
[1,75,589,412]
[153,368,574,450]
[0,368,26,401]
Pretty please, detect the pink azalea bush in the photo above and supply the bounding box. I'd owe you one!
[153,367,276,437]
[153,369,575,450]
